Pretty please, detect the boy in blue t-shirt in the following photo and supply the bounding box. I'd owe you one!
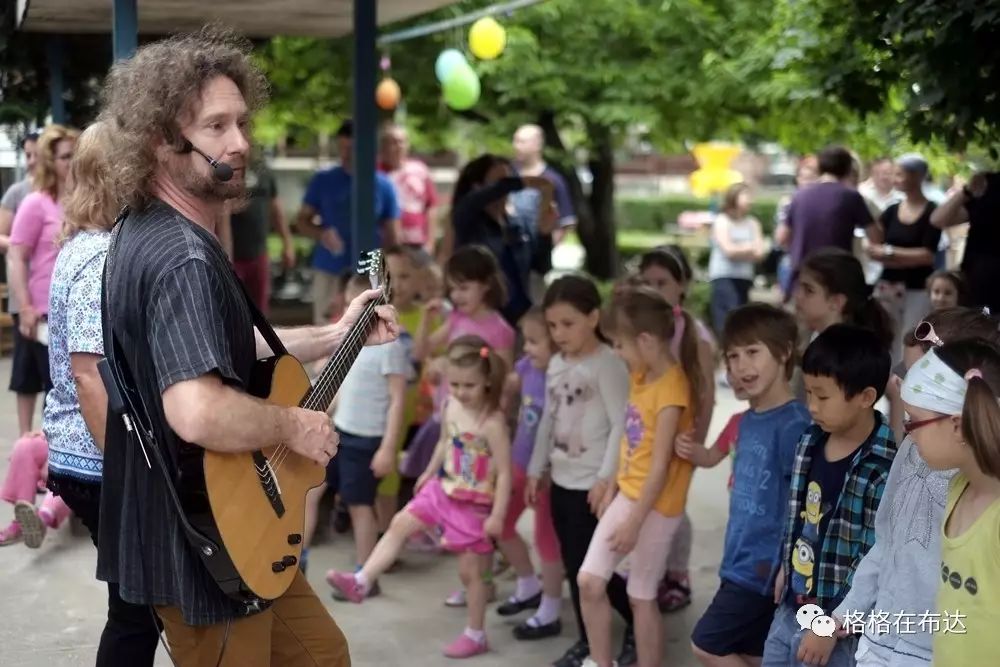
[764,324,895,667]
[689,304,812,666]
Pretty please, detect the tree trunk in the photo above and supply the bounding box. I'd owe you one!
[583,123,617,279]
[536,111,618,280]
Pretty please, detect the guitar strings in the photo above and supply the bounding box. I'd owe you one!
[268,298,382,475]
[268,305,374,474]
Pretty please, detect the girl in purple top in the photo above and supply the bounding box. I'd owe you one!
[497,307,565,638]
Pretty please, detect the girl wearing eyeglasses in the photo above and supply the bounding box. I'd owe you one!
[829,308,1000,667]
[897,339,1000,667]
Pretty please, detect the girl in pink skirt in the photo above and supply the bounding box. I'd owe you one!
[328,336,512,659]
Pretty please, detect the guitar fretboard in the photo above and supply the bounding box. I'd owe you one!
[300,300,382,412]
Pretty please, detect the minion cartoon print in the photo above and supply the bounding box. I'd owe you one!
[792,481,824,596]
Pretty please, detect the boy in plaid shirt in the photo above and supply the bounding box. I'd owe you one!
[764,325,896,667]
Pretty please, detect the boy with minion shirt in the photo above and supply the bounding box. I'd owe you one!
[765,325,896,667]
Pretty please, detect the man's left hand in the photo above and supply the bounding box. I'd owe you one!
[341,288,399,346]
[796,630,837,666]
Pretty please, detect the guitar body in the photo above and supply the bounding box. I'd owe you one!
[203,354,326,601]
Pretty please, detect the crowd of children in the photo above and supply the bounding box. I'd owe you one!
[298,238,1000,667]
[5,234,999,667]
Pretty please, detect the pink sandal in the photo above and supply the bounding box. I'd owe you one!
[443,633,488,659]
[0,521,22,546]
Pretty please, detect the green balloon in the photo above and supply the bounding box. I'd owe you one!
[442,64,481,110]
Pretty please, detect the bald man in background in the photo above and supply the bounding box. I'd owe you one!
[511,124,576,301]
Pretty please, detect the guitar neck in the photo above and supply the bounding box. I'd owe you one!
[301,300,382,412]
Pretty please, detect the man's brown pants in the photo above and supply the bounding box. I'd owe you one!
[156,571,350,667]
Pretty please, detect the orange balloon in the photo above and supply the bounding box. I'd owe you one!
[376,78,401,110]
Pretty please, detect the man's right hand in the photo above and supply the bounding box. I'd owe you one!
[282,407,338,466]
[320,228,344,255]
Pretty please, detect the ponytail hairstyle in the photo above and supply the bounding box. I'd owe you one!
[936,339,1000,479]
[446,335,508,412]
[445,244,508,310]
[603,286,704,420]
[800,248,894,351]
[903,306,1000,352]
[543,273,607,342]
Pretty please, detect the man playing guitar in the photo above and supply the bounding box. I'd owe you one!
[97,27,397,666]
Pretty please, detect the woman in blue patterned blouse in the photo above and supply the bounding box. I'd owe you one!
[41,119,161,666]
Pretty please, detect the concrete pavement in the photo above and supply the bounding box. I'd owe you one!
[0,356,740,667]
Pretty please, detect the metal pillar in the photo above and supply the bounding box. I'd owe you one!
[352,0,378,259]
[46,37,66,124]
[113,0,138,60]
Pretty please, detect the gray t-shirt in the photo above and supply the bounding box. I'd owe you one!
[1,179,32,314]
[333,340,411,441]
[833,436,954,660]
[527,344,630,490]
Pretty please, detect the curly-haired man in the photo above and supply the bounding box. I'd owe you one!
[96,27,398,666]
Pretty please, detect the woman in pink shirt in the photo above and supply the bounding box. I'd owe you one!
[9,124,78,433]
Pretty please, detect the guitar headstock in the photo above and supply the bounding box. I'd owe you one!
[358,250,391,303]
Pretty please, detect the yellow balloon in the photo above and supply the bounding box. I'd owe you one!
[469,17,506,60]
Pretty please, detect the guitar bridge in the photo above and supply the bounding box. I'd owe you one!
[252,451,286,518]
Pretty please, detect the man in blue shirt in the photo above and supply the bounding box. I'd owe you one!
[295,119,400,323]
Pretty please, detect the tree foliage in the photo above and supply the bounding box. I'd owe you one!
[0,6,110,131]
[756,0,1000,154]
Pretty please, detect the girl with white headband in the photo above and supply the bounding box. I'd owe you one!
[899,339,1000,667]
[832,308,1000,667]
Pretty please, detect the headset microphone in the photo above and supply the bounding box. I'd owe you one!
[181,139,234,182]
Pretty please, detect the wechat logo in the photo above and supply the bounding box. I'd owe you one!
[797,603,836,638]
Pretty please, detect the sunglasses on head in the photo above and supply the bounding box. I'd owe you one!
[913,321,944,348]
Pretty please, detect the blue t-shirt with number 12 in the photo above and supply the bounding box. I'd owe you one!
[719,399,811,596]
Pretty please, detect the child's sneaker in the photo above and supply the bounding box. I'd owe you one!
[325,570,366,603]
[444,589,467,607]
[331,579,381,602]
[443,633,488,659]
[0,521,22,546]
[581,659,617,667]
[14,501,46,549]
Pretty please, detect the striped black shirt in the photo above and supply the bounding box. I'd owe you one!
[98,200,260,625]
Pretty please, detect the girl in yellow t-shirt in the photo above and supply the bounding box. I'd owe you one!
[577,286,706,667]
[900,339,1000,667]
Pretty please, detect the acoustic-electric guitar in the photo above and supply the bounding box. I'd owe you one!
[197,250,390,602]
